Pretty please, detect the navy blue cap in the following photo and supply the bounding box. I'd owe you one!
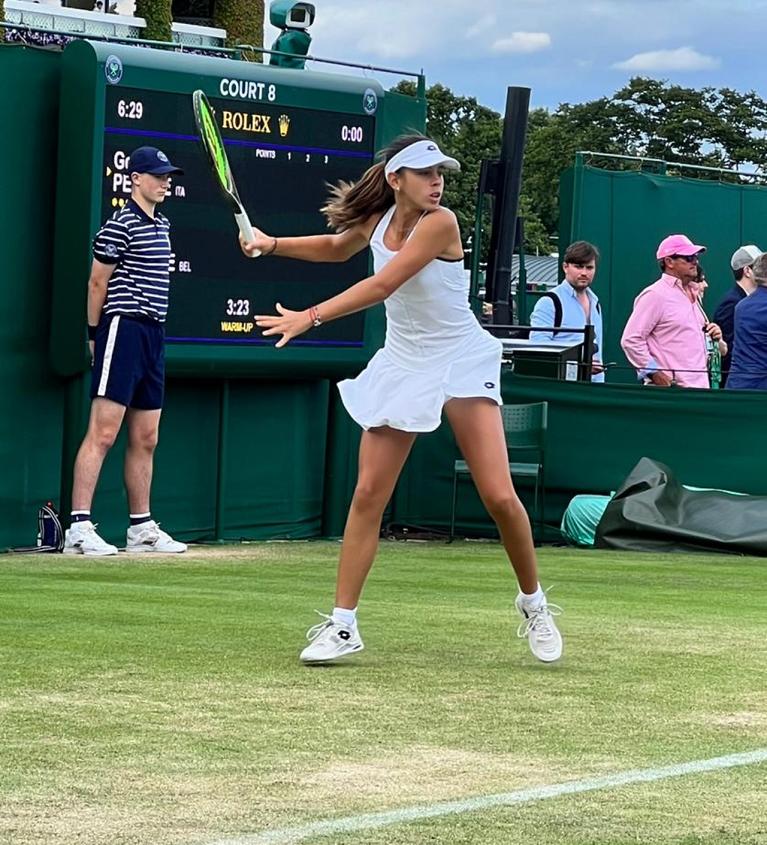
[128,146,184,175]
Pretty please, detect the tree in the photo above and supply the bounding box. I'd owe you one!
[389,81,549,255]
[523,78,767,241]
[136,0,172,42]
[388,77,767,255]
[214,0,263,52]
[522,97,625,237]
[610,77,767,168]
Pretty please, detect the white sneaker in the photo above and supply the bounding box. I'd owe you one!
[300,612,364,664]
[515,590,563,663]
[63,521,118,556]
[125,520,187,553]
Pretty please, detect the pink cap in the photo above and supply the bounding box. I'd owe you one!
[656,234,706,259]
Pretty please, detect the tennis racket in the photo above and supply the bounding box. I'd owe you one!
[192,89,260,256]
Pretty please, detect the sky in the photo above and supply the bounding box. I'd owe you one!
[35,0,767,114]
[263,0,767,114]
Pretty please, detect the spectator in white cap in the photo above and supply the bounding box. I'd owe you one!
[240,134,563,666]
[621,234,726,388]
[712,244,762,387]
[727,252,767,390]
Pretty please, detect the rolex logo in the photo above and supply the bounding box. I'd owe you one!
[278,114,290,138]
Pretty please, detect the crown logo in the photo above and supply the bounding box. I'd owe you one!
[278,114,290,138]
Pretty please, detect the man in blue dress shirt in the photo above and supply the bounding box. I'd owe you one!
[529,241,604,382]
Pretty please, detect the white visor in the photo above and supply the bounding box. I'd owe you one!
[384,140,460,176]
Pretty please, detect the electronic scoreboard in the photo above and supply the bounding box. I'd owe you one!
[51,40,426,377]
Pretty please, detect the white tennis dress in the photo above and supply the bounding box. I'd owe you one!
[338,206,503,432]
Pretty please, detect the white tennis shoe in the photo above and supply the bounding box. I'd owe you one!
[126,520,187,553]
[300,612,364,664]
[515,590,563,663]
[63,521,118,556]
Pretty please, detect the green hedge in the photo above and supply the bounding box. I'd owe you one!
[214,0,263,52]
[136,0,172,42]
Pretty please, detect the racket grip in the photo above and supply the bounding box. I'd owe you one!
[235,212,261,257]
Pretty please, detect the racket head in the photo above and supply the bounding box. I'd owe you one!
[192,90,243,211]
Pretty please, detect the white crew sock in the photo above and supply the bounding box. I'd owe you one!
[332,606,358,627]
[520,584,545,607]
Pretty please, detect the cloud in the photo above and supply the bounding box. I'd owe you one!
[491,32,552,54]
[309,6,431,60]
[465,14,497,39]
[613,46,720,71]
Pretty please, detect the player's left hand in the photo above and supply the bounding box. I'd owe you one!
[255,303,313,348]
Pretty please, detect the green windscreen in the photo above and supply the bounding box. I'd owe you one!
[559,164,767,384]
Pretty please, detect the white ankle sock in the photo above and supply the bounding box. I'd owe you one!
[332,606,357,627]
[520,585,544,607]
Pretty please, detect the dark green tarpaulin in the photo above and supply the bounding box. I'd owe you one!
[595,456,767,555]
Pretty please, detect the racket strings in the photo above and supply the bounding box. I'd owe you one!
[201,107,231,190]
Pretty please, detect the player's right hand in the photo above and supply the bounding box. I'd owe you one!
[239,230,271,257]
[88,340,95,366]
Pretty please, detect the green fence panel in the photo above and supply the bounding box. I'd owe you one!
[383,371,767,540]
[560,165,767,385]
[65,377,329,545]
[0,47,66,549]
[72,378,220,545]
[739,183,767,245]
[220,380,329,540]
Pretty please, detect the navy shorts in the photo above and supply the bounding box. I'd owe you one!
[91,314,165,410]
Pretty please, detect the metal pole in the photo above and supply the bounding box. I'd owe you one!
[485,87,531,325]
[582,324,595,382]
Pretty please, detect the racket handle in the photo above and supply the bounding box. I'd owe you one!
[235,212,261,258]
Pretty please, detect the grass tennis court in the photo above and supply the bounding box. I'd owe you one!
[1,542,765,845]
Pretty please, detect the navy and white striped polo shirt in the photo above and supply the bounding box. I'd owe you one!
[93,199,173,323]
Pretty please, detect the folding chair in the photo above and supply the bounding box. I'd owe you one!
[449,401,548,543]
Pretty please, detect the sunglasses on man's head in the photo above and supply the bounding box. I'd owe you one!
[671,253,699,263]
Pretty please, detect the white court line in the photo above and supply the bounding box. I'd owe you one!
[207,748,767,845]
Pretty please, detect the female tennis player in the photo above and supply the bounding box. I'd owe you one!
[241,135,563,664]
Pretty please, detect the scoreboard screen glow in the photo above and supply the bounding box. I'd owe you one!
[102,86,375,348]
[51,42,425,378]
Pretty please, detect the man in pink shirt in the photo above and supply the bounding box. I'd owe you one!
[621,234,726,388]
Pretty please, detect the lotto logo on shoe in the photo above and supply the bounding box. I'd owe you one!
[300,613,365,663]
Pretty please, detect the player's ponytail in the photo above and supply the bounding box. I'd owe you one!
[322,133,429,231]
